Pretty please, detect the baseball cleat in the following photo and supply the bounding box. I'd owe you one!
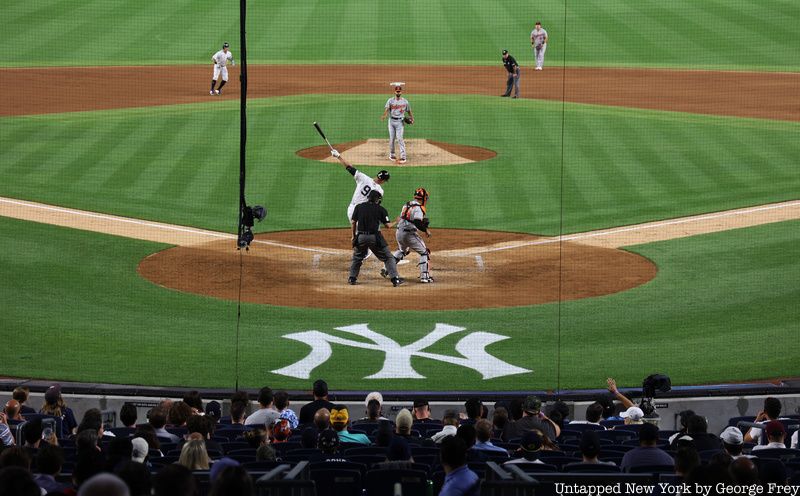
[379,268,388,279]
[391,277,404,287]
[348,277,357,285]
[215,89,221,95]
[389,155,396,161]
[512,96,518,99]
[210,90,215,95]
[501,94,510,97]
[535,67,543,71]
[420,276,435,283]
[398,158,407,164]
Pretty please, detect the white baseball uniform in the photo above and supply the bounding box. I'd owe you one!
[385,96,411,160]
[347,169,384,221]
[531,26,548,69]
[212,49,234,81]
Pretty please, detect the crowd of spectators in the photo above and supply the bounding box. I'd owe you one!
[1,379,799,495]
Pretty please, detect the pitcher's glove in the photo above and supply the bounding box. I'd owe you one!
[403,117,413,125]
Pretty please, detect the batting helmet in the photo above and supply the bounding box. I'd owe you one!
[377,170,390,181]
[414,187,429,205]
[368,189,383,203]
[223,42,230,48]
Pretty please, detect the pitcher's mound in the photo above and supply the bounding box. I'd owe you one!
[137,229,657,310]
[297,139,496,167]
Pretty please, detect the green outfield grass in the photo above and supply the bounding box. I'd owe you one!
[1,96,798,235]
[1,214,797,390]
[4,0,798,70]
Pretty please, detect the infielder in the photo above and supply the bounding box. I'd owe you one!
[530,22,548,70]
[380,83,414,164]
[210,42,235,95]
[382,187,434,283]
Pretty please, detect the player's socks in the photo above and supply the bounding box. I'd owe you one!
[211,80,216,91]
[218,80,227,91]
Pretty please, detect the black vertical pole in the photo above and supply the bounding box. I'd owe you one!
[238,0,248,234]
[235,0,247,392]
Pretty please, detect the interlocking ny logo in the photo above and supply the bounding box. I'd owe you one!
[271,323,530,380]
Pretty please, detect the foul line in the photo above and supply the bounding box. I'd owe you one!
[442,200,800,256]
[0,197,341,255]
[2,196,799,257]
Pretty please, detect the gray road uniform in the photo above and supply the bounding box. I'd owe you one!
[531,26,548,69]
[385,96,411,160]
[392,190,433,283]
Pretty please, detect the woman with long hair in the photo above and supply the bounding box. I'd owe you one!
[39,384,78,435]
[178,439,210,471]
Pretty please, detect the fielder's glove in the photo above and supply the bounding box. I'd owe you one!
[331,149,340,158]
[403,117,413,125]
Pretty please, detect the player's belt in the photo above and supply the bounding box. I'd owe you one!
[391,117,403,120]
[403,228,417,232]
[357,231,378,235]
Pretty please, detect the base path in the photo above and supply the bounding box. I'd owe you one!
[2,196,799,310]
[2,65,799,121]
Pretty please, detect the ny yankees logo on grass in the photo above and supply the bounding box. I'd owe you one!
[271,323,530,380]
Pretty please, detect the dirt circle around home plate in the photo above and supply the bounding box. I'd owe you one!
[297,139,497,167]
[137,228,658,310]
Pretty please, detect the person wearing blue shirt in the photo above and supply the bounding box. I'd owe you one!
[439,436,479,496]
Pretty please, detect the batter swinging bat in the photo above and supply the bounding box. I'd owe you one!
[312,122,335,152]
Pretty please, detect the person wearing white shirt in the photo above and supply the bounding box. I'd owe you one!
[210,42,234,95]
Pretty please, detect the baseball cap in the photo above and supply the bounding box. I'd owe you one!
[365,392,383,407]
[620,406,644,421]
[330,406,349,426]
[523,395,542,414]
[765,420,786,437]
[502,49,508,55]
[720,426,744,445]
[377,170,390,181]
[44,384,61,404]
[131,437,149,463]
[413,398,429,408]
[520,431,542,452]
[223,42,230,48]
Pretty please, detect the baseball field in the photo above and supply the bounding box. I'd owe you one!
[1,0,799,393]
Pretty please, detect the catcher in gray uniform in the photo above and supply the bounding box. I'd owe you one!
[382,187,434,283]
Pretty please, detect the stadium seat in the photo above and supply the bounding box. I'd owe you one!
[596,430,635,443]
[563,423,605,433]
[347,454,385,467]
[241,460,285,471]
[310,468,361,496]
[220,441,250,453]
[600,419,625,428]
[109,427,135,437]
[310,461,368,477]
[343,446,386,456]
[628,464,676,474]
[728,416,755,427]
[364,468,428,495]
[752,448,800,460]
[563,463,621,473]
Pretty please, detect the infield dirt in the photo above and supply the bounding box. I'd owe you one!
[2,65,800,121]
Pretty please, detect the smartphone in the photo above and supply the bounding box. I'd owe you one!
[42,427,53,439]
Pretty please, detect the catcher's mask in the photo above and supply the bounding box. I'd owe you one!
[414,187,429,205]
[368,189,383,204]
[377,170,390,181]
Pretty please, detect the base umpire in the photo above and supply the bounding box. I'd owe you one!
[349,190,403,287]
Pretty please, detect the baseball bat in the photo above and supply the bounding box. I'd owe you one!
[312,121,335,151]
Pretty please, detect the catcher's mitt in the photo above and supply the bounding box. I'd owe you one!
[420,217,430,229]
[403,116,413,125]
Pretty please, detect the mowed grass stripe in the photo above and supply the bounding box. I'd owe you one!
[2,95,798,234]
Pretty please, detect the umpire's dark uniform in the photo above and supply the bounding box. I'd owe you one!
[502,50,520,98]
[349,191,402,286]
